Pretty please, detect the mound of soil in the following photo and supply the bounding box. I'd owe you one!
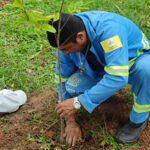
[0,89,149,150]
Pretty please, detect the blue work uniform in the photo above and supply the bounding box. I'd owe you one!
[55,11,150,124]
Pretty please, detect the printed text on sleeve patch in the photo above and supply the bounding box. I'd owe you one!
[100,35,122,53]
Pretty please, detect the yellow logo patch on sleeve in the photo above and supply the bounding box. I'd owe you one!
[100,35,123,53]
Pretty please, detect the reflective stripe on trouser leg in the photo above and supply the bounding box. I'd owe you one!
[128,54,150,123]
[65,70,103,97]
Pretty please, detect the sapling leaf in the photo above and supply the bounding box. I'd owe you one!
[53,13,59,22]
[78,6,89,10]
[40,24,56,33]
[80,1,93,6]
[27,10,44,24]
[24,10,59,25]
[34,15,55,21]
[36,13,59,21]
[13,0,24,9]
[33,14,58,21]
[30,10,43,16]
[26,11,38,24]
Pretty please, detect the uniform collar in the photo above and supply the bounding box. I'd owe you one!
[75,14,97,43]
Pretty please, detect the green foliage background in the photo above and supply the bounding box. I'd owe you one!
[0,0,150,93]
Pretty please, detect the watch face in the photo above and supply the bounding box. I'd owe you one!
[74,102,80,109]
[74,97,81,109]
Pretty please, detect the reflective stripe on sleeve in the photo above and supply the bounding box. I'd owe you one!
[128,33,150,70]
[55,74,68,84]
[104,66,129,76]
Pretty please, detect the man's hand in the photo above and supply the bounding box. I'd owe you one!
[55,98,76,119]
[64,121,82,146]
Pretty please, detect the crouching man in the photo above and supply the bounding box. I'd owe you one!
[47,11,150,146]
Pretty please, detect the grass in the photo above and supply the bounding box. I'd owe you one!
[0,0,150,93]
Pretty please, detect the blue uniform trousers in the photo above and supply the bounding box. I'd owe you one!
[65,54,150,124]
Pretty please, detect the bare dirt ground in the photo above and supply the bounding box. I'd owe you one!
[0,0,8,7]
[0,89,150,150]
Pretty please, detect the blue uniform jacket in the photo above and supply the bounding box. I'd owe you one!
[55,11,150,113]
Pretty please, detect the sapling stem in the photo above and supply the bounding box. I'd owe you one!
[56,0,65,143]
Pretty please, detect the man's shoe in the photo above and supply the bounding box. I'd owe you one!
[116,120,147,144]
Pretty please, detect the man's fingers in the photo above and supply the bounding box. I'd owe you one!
[57,109,63,115]
[60,111,66,118]
[72,136,77,146]
[59,109,70,118]
[55,104,59,111]
[68,135,73,145]
[55,105,64,114]
[66,133,70,144]
[60,109,74,119]
[55,103,63,112]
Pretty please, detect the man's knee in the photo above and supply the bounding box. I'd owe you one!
[131,55,150,80]
[65,76,81,96]
[136,58,150,78]
[65,71,101,96]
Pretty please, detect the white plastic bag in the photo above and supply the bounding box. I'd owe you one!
[0,89,27,113]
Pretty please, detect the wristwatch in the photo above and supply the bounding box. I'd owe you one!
[73,97,81,109]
